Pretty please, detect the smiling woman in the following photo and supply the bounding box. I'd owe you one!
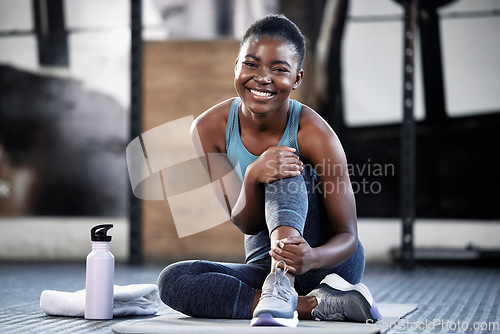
[157,14,380,328]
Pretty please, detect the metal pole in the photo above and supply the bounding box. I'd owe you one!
[401,0,418,269]
[32,0,69,66]
[129,0,143,265]
[418,2,447,123]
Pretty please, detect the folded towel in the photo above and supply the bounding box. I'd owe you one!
[113,284,160,317]
[40,284,159,318]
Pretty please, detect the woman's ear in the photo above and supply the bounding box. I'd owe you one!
[292,68,304,90]
[234,58,239,74]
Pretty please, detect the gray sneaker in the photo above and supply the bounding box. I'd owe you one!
[307,273,381,323]
[251,261,298,327]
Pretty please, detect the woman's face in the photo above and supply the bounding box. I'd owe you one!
[234,35,303,116]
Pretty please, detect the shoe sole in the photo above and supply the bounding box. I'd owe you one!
[251,312,299,327]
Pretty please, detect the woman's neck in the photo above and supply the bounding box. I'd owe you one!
[239,99,291,135]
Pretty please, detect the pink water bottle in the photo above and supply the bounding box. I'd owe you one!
[85,224,114,319]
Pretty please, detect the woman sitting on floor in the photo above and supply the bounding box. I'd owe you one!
[157,14,381,327]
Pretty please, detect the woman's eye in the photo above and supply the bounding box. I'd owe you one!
[273,67,288,73]
[243,62,256,67]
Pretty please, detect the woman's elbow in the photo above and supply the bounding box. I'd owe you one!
[230,217,261,235]
[239,226,261,235]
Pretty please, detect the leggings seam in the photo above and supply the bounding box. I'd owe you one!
[232,281,243,318]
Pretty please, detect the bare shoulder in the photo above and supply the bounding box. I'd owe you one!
[194,98,234,130]
[297,104,346,163]
[191,98,236,153]
[298,105,339,146]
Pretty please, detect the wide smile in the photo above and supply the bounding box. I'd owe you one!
[247,88,276,100]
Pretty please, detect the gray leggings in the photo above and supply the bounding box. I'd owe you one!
[157,169,365,319]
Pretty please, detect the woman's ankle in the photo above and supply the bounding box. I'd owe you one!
[297,296,318,320]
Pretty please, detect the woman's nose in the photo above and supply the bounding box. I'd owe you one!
[254,68,272,84]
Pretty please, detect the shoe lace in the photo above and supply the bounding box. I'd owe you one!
[261,261,291,302]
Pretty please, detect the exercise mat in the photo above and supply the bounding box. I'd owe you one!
[112,303,418,334]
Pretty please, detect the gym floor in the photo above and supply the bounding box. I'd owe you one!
[1,261,499,334]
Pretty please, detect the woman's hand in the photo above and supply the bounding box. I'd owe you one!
[247,146,303,184]
[269,236,318,275]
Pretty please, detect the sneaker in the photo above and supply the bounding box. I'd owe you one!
[307,273,381,323]
[251,261,299,327]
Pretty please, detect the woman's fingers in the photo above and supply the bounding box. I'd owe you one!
[275,145,296,153]
[253,146,303,183]
[271,243,296,258]
[269,249,298,274]
[279,154,303,175]
[278,236,304,245]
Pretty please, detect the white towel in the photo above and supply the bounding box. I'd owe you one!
[40,284,159,317]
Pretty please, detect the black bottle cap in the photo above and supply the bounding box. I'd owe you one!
[91,224,113,242]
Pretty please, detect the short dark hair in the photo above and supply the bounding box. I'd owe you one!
[240,14,306,70]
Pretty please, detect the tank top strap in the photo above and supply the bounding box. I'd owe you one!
[287,99,302,155]
[225,98,240,153]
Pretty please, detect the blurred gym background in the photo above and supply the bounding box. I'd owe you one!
[0,0,499,266]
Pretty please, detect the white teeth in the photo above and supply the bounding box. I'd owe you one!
[250,89,272,97]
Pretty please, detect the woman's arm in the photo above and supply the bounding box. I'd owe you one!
[231,146,303,234]
[191,102,304,235]
[190,101,243,220]
[190,102,302,235]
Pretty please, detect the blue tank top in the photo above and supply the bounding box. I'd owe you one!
[225,97,302,179]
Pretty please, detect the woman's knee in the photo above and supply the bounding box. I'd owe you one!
[157,260,196,305]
